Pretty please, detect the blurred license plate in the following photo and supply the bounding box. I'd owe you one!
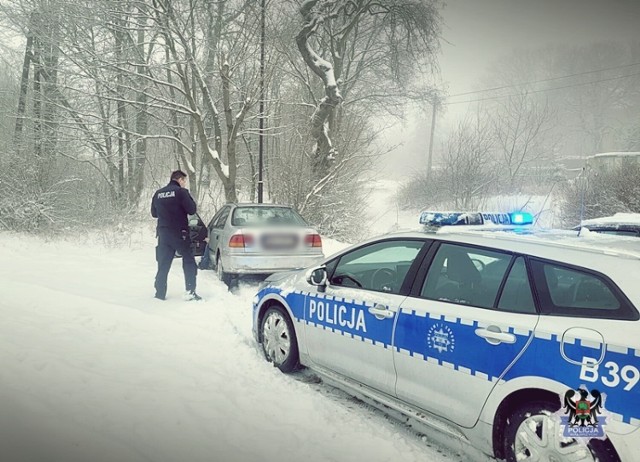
[261,234,298,250]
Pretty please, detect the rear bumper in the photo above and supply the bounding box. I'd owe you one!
[223,253,323,274]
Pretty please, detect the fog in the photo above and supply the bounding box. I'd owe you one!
[378,0,640,179]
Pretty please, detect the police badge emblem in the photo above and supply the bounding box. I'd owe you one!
[427,323,456,354]
[559,387,608,439]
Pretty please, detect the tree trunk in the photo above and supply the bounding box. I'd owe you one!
[131,12,148,206]
[14,16,34,152]
[296,0,343,175]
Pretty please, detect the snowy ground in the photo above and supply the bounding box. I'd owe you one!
[0,180,561,462]
[0,225,468,462]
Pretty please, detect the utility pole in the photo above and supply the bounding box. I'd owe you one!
[426,98,438,180]
[257,0,266,203]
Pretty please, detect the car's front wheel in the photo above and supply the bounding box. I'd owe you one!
[260,305,300,373]
[504,401,620,462]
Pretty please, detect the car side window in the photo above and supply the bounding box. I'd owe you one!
[421,243,512,309]
[208,208,225,228]
[528,258,639,320]
[207,210,221,229]
[497,257,536,314]
[329,240,425,294]
[529,260,632,319]
[213,207,231,229]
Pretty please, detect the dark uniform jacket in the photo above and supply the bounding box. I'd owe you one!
[151,180,197,232]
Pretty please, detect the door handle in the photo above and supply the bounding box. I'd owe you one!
[368,304,394,320]
[475,326,516,345]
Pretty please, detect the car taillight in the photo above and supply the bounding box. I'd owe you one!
[229,234,254,248]
[304,234,322,247]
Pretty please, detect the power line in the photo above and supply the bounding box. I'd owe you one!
[444,70,640,106]
[447,62,640,98]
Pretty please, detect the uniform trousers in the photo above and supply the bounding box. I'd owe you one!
[154,228,197,298]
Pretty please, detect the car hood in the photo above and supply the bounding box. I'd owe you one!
[263,268,305,285]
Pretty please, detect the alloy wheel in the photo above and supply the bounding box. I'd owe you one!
[513,413,596,462]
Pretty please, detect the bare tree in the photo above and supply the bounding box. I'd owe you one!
[558,43,640,154]
[13,11,35,150]
[1,0,442,238]
[295,0,442,175]
[149,0,265,203]
[559,159,640,227]
[490,92,556,192]
[9,0,62,188]
[440,117,496,209]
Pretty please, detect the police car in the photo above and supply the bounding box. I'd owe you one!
[252,211,640,462]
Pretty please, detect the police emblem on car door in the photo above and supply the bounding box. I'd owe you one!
[304,239,427,395]
[393,243,539,427]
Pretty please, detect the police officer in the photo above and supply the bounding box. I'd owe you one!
[151,170,201,301]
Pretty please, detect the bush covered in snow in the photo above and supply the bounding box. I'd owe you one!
[559,159,640,227]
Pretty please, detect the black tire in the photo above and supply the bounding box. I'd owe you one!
[216,255,232,286]
[260,305,300,373]
[503,401,620,462]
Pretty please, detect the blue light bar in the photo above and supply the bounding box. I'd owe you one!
[509,212,534,225]
[419,210,534,227]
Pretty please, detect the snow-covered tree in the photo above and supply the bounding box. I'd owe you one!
[295,0,442,175]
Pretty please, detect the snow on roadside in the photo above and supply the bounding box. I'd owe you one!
[0,231,462,462]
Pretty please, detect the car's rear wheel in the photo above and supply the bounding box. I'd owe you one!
[260,305,299,373]
[216,255,232,286]
[504,401,620,462]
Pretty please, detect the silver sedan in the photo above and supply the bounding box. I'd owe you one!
[205,203,324,285]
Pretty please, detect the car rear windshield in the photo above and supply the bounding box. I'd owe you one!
[588,228,640,237]
[231,206,308,227]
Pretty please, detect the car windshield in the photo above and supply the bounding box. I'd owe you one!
[231,206,308,227]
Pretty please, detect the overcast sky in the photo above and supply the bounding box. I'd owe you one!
[440,0,640,95]
[378,0,640,178]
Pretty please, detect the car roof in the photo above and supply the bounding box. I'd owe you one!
[580,213,640,228]
[375,227,640,261]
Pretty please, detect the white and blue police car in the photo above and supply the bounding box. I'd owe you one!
[252,211,640,462]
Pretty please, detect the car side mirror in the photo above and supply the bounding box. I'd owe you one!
[307,266,328,288]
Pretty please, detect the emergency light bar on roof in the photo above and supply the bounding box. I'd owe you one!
[419,211,534,227]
